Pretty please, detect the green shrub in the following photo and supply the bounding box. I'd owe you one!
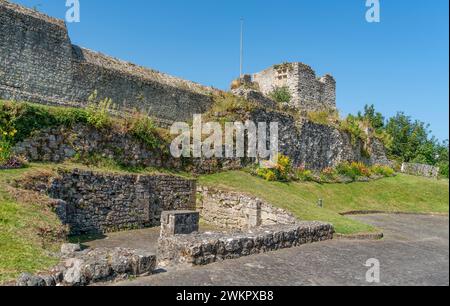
[255,155,293,182]
[320,167,338,182]
[0,107,17,162]
[370,164,395,177]
[125,111,159,149]
[438,161,449,179]
[0,101,88,143]
[0,138,12,163]
[339,115,367,145]
[295,167,314,182]
[86,92,114,129]
[336,161,371,180]
[256,168,277,181]
[269,86,292,103]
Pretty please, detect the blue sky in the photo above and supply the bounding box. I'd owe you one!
[12,0,449,141]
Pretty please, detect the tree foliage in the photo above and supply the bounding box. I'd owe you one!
[357,104,449,178]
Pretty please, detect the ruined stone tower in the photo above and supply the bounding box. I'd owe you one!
[252,62,336,112]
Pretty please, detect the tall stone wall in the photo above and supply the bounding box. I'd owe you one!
[252,63,336,112]
[48,169,197,235]
[0,1,215,121]
[0,1,74,104]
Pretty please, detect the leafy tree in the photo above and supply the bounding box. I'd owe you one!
[354,105,449,178]
[357,104,385,132]
[384,112,430,162]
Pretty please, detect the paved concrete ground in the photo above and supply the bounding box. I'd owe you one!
[83,227,161,253]
[114,214,449,286]
[82,223,223,254]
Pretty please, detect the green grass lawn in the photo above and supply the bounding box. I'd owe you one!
[0,167,61,284]
[199,171,449,235]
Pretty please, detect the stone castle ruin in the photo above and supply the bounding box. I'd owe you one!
[0,2,396,286]
[1,1,336,120]
[251,62,336,112]
[0,1,392,172]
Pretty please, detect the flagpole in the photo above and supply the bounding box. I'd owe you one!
[240,18,244,78]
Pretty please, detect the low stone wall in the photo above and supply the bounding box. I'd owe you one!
[401,163,440,179]
[197,187,298,230]
[46,169,196,235]
[17,247,156,286]
[158,222,334,267]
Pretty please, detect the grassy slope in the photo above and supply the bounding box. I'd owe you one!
[199,171,449,235]
[0,162,193,283]
[0,167,62,283]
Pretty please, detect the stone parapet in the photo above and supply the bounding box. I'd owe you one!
[157,222,334,267]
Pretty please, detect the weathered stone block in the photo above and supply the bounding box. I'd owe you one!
[160,210,200,237]
[17,248,156,286]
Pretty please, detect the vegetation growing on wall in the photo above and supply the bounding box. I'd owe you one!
[273,62,294,72]
[203,92,257,125]
[86,91,115,130]
[269,86,292,104]
[306,109,341,126]
[0,98,164,167]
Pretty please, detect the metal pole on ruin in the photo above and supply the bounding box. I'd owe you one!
[240,18,244,79]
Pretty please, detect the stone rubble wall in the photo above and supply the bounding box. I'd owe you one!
[368,137,393,167]
[0,1,216,121]
[401,163,440,179]
[13,124,175,168]
[157,222,334,267]
[16,247,156,286]
[11,110,391,173]
[197,186,298,230]
[248,109,391,170]
[47,169,197,235]
[231,88,277,109]
[12,124,247,174]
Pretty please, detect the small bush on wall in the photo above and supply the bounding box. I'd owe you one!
[86,90,114,130]
[124,111,159,150]
[269,86,292,104]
